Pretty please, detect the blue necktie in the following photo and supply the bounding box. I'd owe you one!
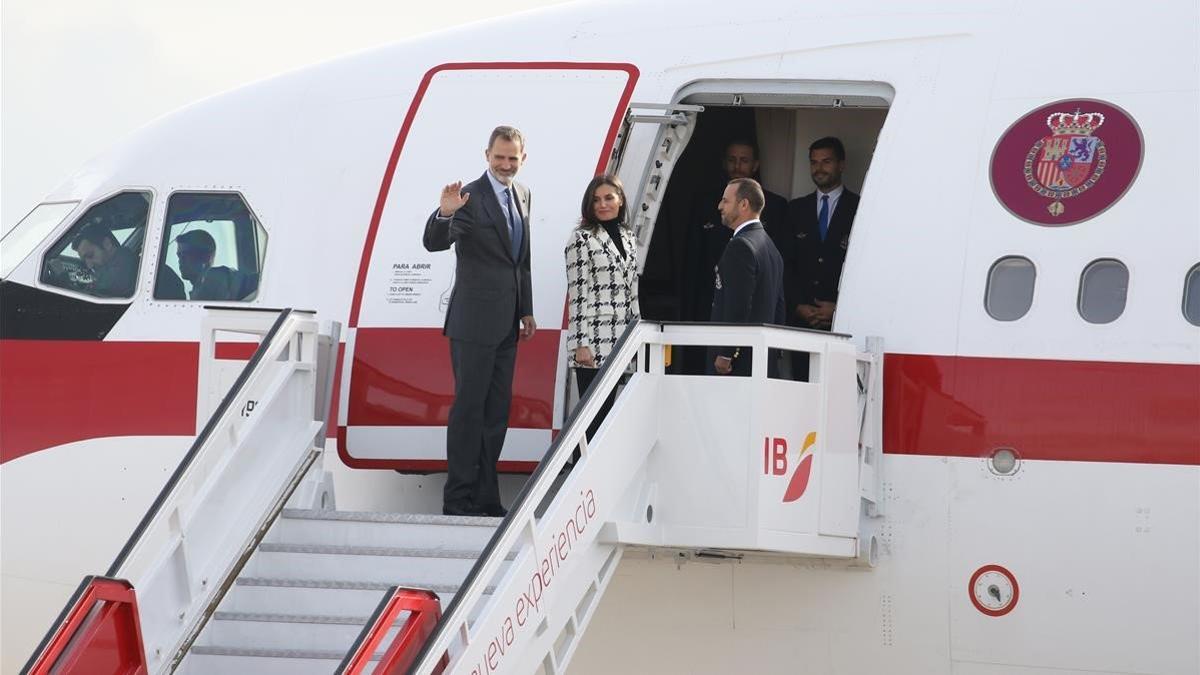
[817,194,830,241]
[504,187,523,260]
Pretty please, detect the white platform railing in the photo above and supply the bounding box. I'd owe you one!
[410,320,884,674]
[602,322,882,559]
[105,307,341,673]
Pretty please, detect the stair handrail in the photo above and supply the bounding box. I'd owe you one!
[337,587,447,675]
[21,308,293,674]
[409,319,655,673]
[106,307,295,576]
[24,306,340,675]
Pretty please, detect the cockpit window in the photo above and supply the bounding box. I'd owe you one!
[154,192,266,302]
[2,202,79,278]
[39,192,150,299]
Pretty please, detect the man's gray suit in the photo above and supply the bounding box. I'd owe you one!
[424,172,533,513]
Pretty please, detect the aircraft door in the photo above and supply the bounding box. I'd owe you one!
[610,103,702,274]
[341,63,638,470]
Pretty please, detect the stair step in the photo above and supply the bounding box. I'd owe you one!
[181,645,376,675]
[270,510,500,550]
[196,613,400,653]
[218,583,462,619]
[189,645,369,660]
[219,584,409,618]
[235,576,494,595]
[281,509,502,526]
[242,549,502,588]
[213,611,375,625]
[257,541,515,560]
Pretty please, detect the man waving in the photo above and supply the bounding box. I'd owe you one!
[423,126,535,517]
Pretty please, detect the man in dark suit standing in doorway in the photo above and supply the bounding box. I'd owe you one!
[709,178,786,377]
[424,126,535,517]
[784,136,860,332]
[687,140,789,323]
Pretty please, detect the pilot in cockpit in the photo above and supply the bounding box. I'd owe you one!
[70,223,138,298]
[176,229,243,301]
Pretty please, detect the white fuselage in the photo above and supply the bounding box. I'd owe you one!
[2,1,1197,672]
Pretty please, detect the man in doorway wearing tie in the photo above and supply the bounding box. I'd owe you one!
[423,126,535,517]
[783,136,861,331]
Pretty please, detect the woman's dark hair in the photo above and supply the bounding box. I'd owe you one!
[578,174,628,230]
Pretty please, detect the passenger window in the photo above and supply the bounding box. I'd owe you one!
[1184,264,1200,327]
[39,192,151,299]
[985,256,1035,321]
[155,193,267,301]
[1078,259,1128,324]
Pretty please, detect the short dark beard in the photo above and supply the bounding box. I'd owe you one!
[813,173,842,191]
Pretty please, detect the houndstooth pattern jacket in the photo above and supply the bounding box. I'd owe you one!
[565,224,640,368]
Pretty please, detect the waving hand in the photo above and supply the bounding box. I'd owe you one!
[438,182,470,218]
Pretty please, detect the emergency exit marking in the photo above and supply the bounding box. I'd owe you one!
[385,261,434,305]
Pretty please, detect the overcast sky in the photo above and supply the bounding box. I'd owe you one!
[0,0,572,229]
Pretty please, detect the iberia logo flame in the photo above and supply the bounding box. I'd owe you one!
[782,432,816,503]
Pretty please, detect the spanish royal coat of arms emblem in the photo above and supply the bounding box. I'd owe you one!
[1024,110,1106,216]
[990,99,1142,227]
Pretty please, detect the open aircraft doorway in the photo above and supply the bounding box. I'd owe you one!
[629,80,891,374]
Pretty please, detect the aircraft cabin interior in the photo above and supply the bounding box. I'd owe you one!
[633,86,890,374]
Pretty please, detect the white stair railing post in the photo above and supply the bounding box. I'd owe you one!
[857,336,885,517]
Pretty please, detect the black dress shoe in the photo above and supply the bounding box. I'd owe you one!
[443,504,485,517]
[481,503,508,518]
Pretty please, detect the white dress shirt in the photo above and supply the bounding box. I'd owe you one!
[815,184,845,219]
[731,218,761,238]
[486,170,519,229]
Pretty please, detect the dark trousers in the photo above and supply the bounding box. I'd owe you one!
[445,325,517,510]
[574,367,617,443]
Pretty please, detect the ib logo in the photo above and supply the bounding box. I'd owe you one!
[763,432,816,503]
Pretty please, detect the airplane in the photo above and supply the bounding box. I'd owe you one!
[2,0,1198,672]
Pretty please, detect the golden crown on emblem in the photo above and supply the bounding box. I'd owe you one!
[1045,109,1106,136]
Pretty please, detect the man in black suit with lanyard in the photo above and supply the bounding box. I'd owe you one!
[424,126,535,517]
[709,178,786,377]
[784,136,860,332]
[687,140,790,323]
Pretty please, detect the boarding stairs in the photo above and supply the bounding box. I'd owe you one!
[180,509,502,674]
[25,309,883,675]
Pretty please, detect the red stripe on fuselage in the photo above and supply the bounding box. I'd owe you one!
[4,346,1197,467]
[347,327,559,429]
[0,340,198,463]
[0,340,345,464]
[214,342,258,360]
[884,353,1200,465]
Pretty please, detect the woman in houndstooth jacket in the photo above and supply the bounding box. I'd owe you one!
[565,174,639,440]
